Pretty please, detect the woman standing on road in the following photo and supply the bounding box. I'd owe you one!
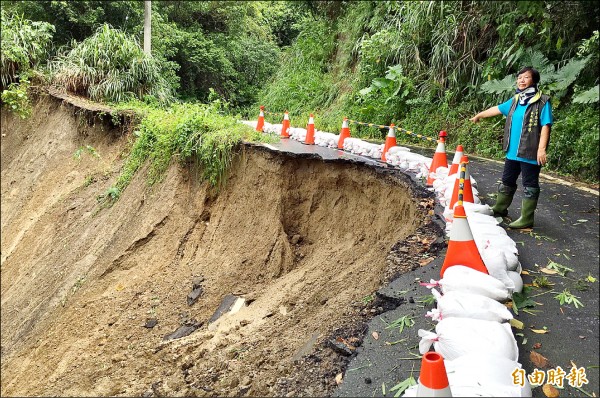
[470,66,553,229]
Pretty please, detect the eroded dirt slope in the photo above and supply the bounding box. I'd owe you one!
[1,97,426,397]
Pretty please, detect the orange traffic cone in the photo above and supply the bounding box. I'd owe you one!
[338,117,351,149]
[280,111,290,138]
[448,155,474,209]
[448,145,464,175]
[440,204,488,278]
[256,105,265,132]
[304,114,315,145]
[381,124,397,162]
[426,131,449,186]
[416,352,452,397]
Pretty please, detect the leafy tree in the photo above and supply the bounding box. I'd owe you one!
[1,1,143,48]
[480,49,592,106]
[153,1,280,106]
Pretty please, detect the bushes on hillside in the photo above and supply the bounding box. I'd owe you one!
[50,24,174,104]
[0,9,54,88]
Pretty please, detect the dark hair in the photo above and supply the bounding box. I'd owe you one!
[517,66,540,85]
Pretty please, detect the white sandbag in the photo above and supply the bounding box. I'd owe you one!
[463,201,494,216]
[418,317,518,361]
[422,265,511,301]
[427,288,513,322]
[507,271,523,294]
[481,246,516,292]
[474,234,518,255]
[387,146,411,154]
[444,353,532,397]
[505,252,520,271]
[467,211,500,225]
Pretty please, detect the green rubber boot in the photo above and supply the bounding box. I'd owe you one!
[491,183,517,217]
[508,187,540,229]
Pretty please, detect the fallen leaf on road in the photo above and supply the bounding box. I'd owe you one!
[530,351,549,368]
[335,373,343,385]
[533,343,542,349]
[542,383,559,397]
[372,331,379,340]
[530,328,549,334]
[509,319,524,329]
[521,270,530,275]
[540,268,558,275]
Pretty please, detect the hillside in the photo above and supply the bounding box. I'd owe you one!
[1,95,431,396]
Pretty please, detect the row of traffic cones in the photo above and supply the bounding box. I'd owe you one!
[256,107,456,170]
[419,136,487,396]
[258,105,486,276]
[417,160,488,397]
[256,107,351,148]
[258,108,477,212]
[257,107,488,397]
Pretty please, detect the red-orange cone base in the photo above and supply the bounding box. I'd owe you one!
[305,114,315,145]
[338,118,351,149]
[256,105,265,132]
[281,112,290,138]
[381,124,397,162]
[440,205,488,278]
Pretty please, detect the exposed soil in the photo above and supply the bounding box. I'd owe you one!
[1,96,439,397]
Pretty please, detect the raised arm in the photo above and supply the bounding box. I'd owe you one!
[470,106,502,123]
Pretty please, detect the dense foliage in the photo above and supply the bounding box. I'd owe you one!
[1,9,54,117]
[50,24,174,104]
[258,1,599,182]
[1,1,598,183]
[0,9,54,87]
[1,0,291,107]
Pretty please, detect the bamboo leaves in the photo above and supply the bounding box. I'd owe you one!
[50,24,174,104]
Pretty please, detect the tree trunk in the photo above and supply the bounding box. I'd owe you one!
[144,1,151,55]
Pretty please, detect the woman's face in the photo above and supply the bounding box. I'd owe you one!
[517,71,534,90]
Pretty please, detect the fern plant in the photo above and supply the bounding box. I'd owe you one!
[480,48,592,105]
[573,85,599,103]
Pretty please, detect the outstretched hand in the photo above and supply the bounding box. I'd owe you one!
[470,115,480,123]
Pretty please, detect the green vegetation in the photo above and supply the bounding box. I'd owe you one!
[554,289,584,308]
[98,99,268,204]
[382,315,415,334]
[0,9,54,87]
[1,9,54,117]
[259,1,599,182]
[50,24,174,104]
[1,1,598,186]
